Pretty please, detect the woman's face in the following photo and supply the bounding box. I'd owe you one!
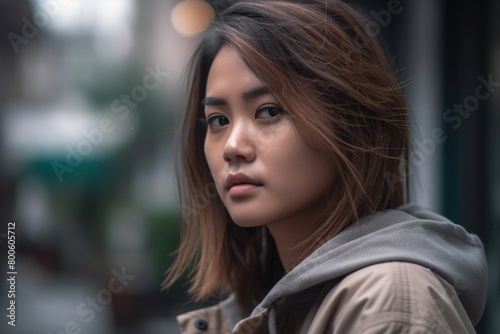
[203,46,336,228]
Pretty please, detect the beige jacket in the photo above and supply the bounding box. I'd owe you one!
[176,205,487,333]
[177,262,476,334]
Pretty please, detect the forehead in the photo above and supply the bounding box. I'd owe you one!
[205,45,263,94]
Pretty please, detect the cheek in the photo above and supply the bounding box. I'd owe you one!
[204,138,220,170]
[273,135,335,194]
[204,139,226,191]
[204,142,212,169]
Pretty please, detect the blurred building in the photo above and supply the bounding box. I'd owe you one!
[0,0,498,333]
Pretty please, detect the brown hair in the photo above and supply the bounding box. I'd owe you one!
[163,0,409,312]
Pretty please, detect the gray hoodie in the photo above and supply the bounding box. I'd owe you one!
[219,204,488,333]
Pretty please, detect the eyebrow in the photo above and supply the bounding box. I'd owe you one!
[201,85,272,106]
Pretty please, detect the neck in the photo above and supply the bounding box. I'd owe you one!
[266,223,304,272]
[266,210,326,273]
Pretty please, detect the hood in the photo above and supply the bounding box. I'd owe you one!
[250,204,488,328]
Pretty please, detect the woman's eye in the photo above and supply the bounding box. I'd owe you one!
[207,115,230,128]
[256,106,284,119]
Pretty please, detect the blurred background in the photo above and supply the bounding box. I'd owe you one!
[0,0,498,333]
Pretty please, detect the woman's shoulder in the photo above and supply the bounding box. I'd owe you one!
[308,261,476,334]
[176,294,250,334]
[176,303,232,334]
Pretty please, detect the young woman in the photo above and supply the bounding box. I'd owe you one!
[164,0,488,333]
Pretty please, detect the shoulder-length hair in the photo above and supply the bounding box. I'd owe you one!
[164,0,409,312]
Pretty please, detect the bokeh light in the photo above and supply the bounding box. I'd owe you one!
[171,0,215,36]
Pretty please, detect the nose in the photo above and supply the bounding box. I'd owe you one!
[223,121,256,163]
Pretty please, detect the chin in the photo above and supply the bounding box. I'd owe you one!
[228,211,269,228]
[228,209,284,228]
[231,218,265,228]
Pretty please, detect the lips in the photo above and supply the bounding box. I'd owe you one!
[225,172,263,190]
